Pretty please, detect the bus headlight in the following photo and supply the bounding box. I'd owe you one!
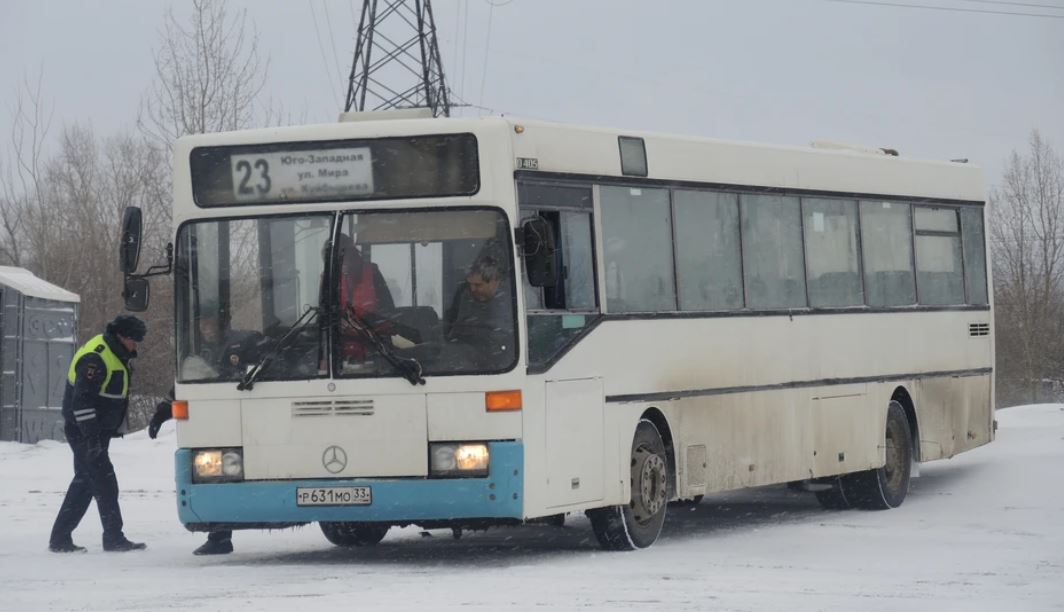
[192,448,244,482]
[429,442,489,477]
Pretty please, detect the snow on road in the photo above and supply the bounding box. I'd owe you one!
[2,405,1062,611]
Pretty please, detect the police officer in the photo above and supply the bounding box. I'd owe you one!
[48,315,148,553]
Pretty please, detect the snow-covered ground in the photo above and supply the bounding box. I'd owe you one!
[2,405,1062,611]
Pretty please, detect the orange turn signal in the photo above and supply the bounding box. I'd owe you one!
[485,390,522,412]
[172,400,189,420]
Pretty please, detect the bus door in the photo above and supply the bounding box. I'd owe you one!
[518,181,605,506]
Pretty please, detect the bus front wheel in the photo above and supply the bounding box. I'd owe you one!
[319,521,390,547]
[841,401,913,510]
[587,418,669,550]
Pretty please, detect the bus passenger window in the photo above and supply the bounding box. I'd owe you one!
[960,207,988,305]
[802,198,863,308]
[914,207,964,305]
[740,194,806,309]
[674,190,743,311]
[600,185,676,313]
[860,201,916,307]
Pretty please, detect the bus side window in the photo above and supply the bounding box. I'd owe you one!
[517,182,597,314]
[740,194,806,309]
[522,210,596,312]
[518,182,599,371]
[674,189,743,311]
[913,206,964,305]
[600,185,676,313]
[860,200,917,307]
[960,207,988,305]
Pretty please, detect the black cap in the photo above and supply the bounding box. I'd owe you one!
[107,314,147,342]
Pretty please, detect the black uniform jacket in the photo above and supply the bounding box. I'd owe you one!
[60,333,135,438]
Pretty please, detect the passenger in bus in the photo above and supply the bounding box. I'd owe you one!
[179,305,263,381]
[444,255,514,368]
[334,233,397,362]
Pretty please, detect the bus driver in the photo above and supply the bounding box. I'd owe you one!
[444,255,514,369]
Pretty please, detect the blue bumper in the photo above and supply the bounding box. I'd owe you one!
[175,441,524,525]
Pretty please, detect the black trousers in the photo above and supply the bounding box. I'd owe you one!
[49,425,125,545]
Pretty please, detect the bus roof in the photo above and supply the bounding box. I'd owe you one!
[174,114,984,204]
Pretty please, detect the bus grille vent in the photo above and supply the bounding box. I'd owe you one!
[333,399,375,416]
[968,323,990,337]
[292,399,374,417]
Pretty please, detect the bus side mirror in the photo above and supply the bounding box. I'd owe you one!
[521,217,558,288]
[120,207,143,274]
[123,276,150,312]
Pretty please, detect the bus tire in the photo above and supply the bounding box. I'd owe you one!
[841,401,913,510]
[319,521,390,547]
[587,418,669,550]
[814,477,853,510]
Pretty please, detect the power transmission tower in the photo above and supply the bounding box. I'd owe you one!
[345,0,451,117]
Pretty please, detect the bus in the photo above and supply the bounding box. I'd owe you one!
[120,111,993,550]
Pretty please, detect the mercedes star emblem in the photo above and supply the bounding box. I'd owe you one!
[322,445,348,473]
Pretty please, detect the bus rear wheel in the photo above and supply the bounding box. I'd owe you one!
[841,401,913,510]
[319,521,390,547]
[587,419,669,550]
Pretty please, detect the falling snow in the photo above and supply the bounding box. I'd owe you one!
[1,405,1062,611]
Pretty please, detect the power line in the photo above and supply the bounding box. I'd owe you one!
[309,0,341,103]
[478,1,495,105]
[450,91,509,115]
[322,1,346,87]
[461,0,470,101]
[828,0,1064,18]
[957,0,1064,9]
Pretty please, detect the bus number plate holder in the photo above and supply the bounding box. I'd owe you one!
[296,486,372,506]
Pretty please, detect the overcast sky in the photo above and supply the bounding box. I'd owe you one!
[1,0,1061,187]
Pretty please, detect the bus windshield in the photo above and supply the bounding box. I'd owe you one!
[175,209,517,383]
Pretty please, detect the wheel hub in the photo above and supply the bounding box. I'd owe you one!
[883,418,907,490]
[634,451,667,519]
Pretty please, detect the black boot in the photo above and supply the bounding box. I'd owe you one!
[103,536,147,552]
[49,541,87,553]
[193,537,234,555]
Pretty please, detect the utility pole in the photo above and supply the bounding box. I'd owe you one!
[345,0,451,117]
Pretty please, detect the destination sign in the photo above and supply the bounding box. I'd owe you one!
[190,133,480,207]
[229,147,374,203]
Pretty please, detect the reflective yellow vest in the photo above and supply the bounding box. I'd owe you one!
[68,334,129,399]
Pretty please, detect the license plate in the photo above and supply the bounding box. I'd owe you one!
[296,486,372,506]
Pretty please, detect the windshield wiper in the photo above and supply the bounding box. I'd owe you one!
[238,307,320,391]
[342,306,425,386]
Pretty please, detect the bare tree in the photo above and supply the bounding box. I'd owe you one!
[0,2,275,433]
[990,130,1064,404]
[0,74,53,267]
[139,0,268,152]
[125,0,274,426]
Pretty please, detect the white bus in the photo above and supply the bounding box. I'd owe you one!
[121,112,993,550]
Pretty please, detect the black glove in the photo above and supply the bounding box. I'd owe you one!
[85,437,103,462]
[148,402,172,439]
